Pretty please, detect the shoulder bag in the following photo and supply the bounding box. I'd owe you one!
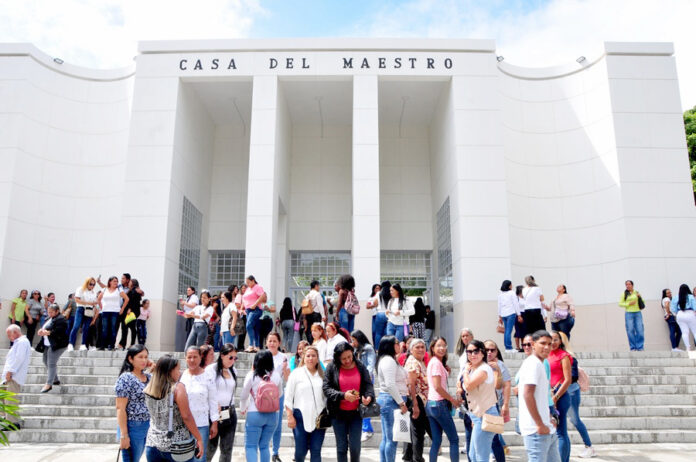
[359,400,381,418]
[481,413,505,434]
[168,384,197,462]
[638,295,645,310]
[304,369,331,429]
[301,294,314,316]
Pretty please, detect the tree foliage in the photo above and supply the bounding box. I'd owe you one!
[685,106,696,191]
[0,388,19,446]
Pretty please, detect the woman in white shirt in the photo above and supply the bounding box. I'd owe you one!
[366,283,388,347]
[310,323,328,365]
[69,277,100,351]
[376,335,409,462]
[497,280,522,353]
[98,276,129,351]
[180,346,219,462]
[185,291,214,349]
[285,345,326,462]
[385,284,415,342]
[266,332,291,461]
[241,350,283,462]
[220,289,238,347]
[522,275,546,336]
[207,344,238,462]
[324,322,348,365]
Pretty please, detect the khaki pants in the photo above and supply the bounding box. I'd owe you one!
[1,379,21,424]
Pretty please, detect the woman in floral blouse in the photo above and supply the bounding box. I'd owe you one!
[115,344,153,462]
[404,338,432,462]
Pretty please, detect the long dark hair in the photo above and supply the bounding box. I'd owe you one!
[391,283,405,308]
[119,344,148,376]
[661,288,670,300]
[351,329,371,353]
[624,280,634,300]
[466,339,488,364]
[216,343,237,382]
[281,297,292,312]
[500,280,512,292]
[429,336,449,367]
[332,341,355,367]
[379,281,392,308]
[376,335,397,369]
[678,284,691,310]
[370,283,381,298]
[253,350,274,378]
[337,274,356,292]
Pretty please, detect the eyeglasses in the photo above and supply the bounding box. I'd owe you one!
[522,343,532,347]
[88,283,95,287]
[228,355,238,361]
[466,349,481,355]
[485,348,497,353]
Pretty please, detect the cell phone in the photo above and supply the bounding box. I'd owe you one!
[194,445,201,459]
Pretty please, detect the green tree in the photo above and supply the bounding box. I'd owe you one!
[0,388,19,445]
[684,106,696,191]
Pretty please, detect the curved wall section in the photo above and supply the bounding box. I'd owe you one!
[0,45,133,303]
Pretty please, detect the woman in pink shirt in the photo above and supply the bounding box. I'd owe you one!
[242,276,266,353]
[425,337,462,462]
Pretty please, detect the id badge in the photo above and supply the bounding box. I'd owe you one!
[220,409,230,421]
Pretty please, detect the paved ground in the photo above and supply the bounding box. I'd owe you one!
[1,443,695,461]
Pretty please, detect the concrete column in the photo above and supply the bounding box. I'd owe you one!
[244,75,279,294]
[352,75,381,332]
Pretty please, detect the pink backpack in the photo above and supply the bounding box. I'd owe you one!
[251,374,280,413]
[345,290,360,315]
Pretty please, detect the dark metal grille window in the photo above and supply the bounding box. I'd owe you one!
[208,250,246,294]
[436,197,453,317]
[289,252,351,290]
[177,197,203,296]
[380,251,432,294]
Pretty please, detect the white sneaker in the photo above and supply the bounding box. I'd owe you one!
[579,446,596,458]
[360,431,373,442]
[67,344,74,352]
[672,348,684,352]
[79,345,87,351]
[505,349,517,354]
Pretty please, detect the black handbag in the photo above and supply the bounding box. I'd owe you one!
[34,339,46,353]
[638,296,645,310]
[359,401,380,418]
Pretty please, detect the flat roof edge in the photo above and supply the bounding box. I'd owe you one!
[137,38,498,54]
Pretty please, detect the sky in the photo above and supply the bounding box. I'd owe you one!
[1,0,695,108]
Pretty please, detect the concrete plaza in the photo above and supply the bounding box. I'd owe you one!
[1,443,695,461]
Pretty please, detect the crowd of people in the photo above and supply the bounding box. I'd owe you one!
[4,271,696,462]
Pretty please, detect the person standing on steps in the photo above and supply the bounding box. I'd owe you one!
[37,303,69,393]
[661,289,682,352]
[2,324,31,430]
[670,284,696,352]
[206,343,239,462]
[522,276,546,336]
[619,280,644,351]
[115,345,152,462]
[243,275,267,353]
[179,286,199,340]
[497,280,522,353]
[424,305,436,348]
[69,277,99,351]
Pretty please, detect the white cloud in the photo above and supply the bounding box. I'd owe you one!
[0,0,262,69]
[356,0,696,109]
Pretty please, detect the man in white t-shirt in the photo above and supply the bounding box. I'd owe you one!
[518,330,560,462]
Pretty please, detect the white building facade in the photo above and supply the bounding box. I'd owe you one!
[0,39,694,351]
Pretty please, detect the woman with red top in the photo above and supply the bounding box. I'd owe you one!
[322,342,375,462]
[548,330,573,462]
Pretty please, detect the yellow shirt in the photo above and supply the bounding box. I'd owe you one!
[619,291,641,313]
[9,297,27,322]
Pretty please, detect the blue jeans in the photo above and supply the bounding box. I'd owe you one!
[377,393,406,462]
[245,411,278,462]
[555,391,570,462]
[502,314,516,350]
[339,309,355,333]
[372,312,388,347]
[468,406,498,462]
[118,419,150,462]
[213,322,221,351]
[566,383,592,447]
[426,400,459,462]
[551,317,575,340]
[625,311,644,350]
[332,413,362,462]
[292,408,326,462]
[69,307,91,346]
[459,411,473,462]
[666,316,682,349]
[246,309,263,348]
[137,319,148,345]
[193,425,209,462]
[386,322,408,342]
[145,446,182,462]
[272,394,284,455]
[523,432,561,462]
[101,312,119,349]
[222,331,236,346]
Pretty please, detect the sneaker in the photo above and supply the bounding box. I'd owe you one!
[67,344,74,352]
[505,349,517,354]
[79,345,87,351]
[361,431,373,442]
[672,348,684,352]
[579,446,596,458]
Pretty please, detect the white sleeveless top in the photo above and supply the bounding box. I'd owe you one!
[101,288,122,313]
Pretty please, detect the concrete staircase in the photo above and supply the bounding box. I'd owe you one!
[3,349,696,446]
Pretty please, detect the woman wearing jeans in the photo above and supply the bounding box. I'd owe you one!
[376,335,409,462]
[69,277,100,351]
[185,291,214,350]
[548,285,575,339]
[351,330,376,442]
[548,331,573,462]
[322,342,375,462]
[285,346,327,462]
[619,280,644,351]
[220,290,238,347]
[279,297,298,353]
[243,275,267,353]
[564,342,596,458]
[426,337,461,462]
[207,344,239,462]
[386,284,415,342]
[661,289,683,351]
[241,350,283,462]
[497,280,521,353]
[115,345,151,462]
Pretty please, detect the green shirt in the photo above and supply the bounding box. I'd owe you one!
[619,291,641,313]
[9,297,27,322]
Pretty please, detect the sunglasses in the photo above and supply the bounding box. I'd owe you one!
[485,348,497,353]
[466,349,482,355]
[228,355,238,361]
[522,343,532,347]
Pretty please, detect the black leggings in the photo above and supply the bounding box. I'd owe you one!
[119,316,137,348]
[523,309,546,335]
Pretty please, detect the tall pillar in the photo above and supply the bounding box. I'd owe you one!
[244,76,279,294]
[352,75,381,307]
